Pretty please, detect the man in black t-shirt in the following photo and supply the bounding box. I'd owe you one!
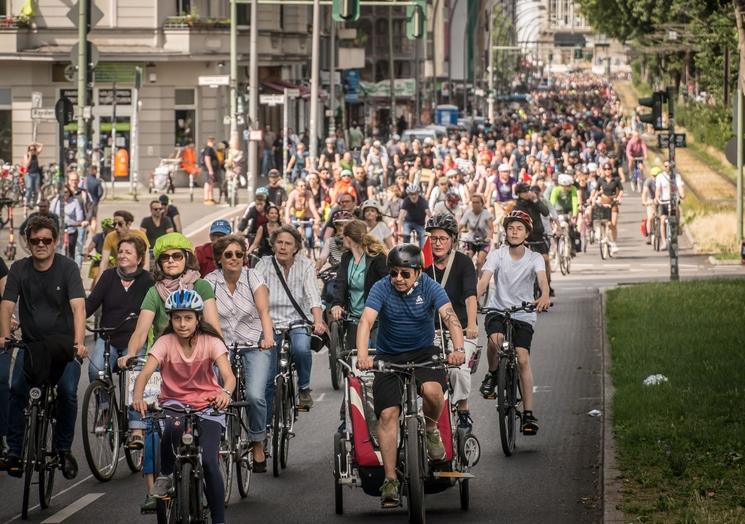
[398,184,430,248]
[158,194,182,232]
[424,214,478,432]
[0,216,86,479]
[266,169,288,209]
[140,200,174,246]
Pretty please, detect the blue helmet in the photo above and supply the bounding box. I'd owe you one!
[256,186,270,198]
[165,289,205,314]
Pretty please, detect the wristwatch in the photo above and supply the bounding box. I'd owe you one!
[454,347,465,353]
[222,388,233,396]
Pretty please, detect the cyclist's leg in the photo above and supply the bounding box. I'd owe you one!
[0,347,11,446]
[196,418,225,523]
[450,337,477,411]
[288,328,312,392]
[123,343,147,434]
[242,349,272,444]
[158,413,183,476]
[484,316,506,373]
[304,223,314,249]
[373,371,403,481]
[5,349,28,458]
[263,334,282,429]
[610,206,619,241]
[55,358,82,452]
[87,337,107,384]
[402,221,413,243]
[414,224,426,248]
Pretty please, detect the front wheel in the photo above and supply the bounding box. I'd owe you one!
[333,432,345,515]
[405,416,425,524]
[497,358,518,456]
[82,381,120,482]
[179,462,194,523]
[219,423,234,506]
[21,405,38,520]
[272,376,285,478]
[38,415,55,508]
[328,321,344,391]
[235,407,252,498]
[557,237,568,276]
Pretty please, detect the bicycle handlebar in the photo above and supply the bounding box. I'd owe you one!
[228,343,262,355]
[86,313,138,335]
[479,301,553,316]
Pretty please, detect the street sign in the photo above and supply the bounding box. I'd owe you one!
[31,92,42,109]
[285,89,300,98]
[70,41,99,69]
[55,97,74,125]
[67,1,104,28]
[198,75,229,87]
[658,133,686,149]
[249,129,263,141]
[260,94,285,106]
[64,64,76,81]
[30,108,56,120]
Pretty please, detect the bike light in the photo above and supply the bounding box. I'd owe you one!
[98,370,105,380]
[29,388,42,400]
[182,433,194,445]
[279,358,288,368]
[502,341,509,350]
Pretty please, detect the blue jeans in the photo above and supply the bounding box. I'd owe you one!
[24,172,40,205]
[7,350,81,457]
[0,349,11,438]
[261,149,273,176]
[403,221,426,247]
[264,328,312,428]
[88,338,146,430]
[291,218,314,249]
[242,349,273,442]
[74,227,88,268]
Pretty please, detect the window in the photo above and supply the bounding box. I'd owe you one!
[174,89,196,147]
[177,0,192,15]
[0,88,11,164]
[237,4,250,25]
[0,0,7,16]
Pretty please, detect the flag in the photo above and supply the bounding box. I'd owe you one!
[422,235,433,269]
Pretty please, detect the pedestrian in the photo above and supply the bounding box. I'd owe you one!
[51,186,84,261]
[67,170,96,267]
[159,194,183,233]
[348,121,363,150]
[83,165,105,217]
[195,219,233,277]
[140,200,175,247]
[22,142,43,207]
[0,215,87,480]
[201,136,219,205]
[261,124,276,176]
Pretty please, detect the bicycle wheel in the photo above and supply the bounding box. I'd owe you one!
[235,407,252,498]
[38,414,55,509]
[82,381,120,482]
[125,444,144,473]
[563,237,572,274]
[557,237,567,275]
[179,462,193,523]
[21,405,38,521]
[333,432,345,515]
[405,416,425,524]
[497,357,517,456]
[328,321,343,391]
[219,420,234,506]
[155,498,173,524]
[653,219,661,251]
[280,379,292,469]
[272,376,285,477]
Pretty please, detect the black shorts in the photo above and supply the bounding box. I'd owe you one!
[484,314,535,352]
[658,203,671,216]
[464,241,491,254]
[373,346,447,416]
[526,238,549,255]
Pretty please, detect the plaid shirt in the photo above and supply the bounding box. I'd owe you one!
[254,254,322,328]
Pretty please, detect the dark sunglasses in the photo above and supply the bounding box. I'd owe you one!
[389,269,413,279]
[114,221,127,227]
[158,251,185,263]
[223,250,244,260]
[29,237,54,246]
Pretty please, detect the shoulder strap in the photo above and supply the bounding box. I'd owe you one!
[439,249,457,288]
[271,257,310,323]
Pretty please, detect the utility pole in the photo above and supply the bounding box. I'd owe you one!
[487,6,494,122]
[737,87,743,251]
[247,0,258,200]
[328,17,336,138]
[131,67,141,200]
[309,0,321,165]
[666,86,680,281]
[388,6,396,135]
[76,0,89,179]
[414,33,421,126]
[110,82,117,199]
[229,0,238,142]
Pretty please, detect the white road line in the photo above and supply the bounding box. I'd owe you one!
[533,386,552,393]
[40,493,104,523]
[316,393,326,402]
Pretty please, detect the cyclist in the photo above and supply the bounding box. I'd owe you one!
[159,195,183,233]
[362,200,394,249]
[356,244,466,508]
[549,174,580,254]
[205,234,274,472]
[195,220,232,277]
[592,162,624,255]
[133,290,235,524]
[285,142,307,182]
[397,184,430,248]
[423,214,478,432]
[266,169,289,210]
[254,225,327,412]
[513,182,552,295]
[654,162,685,250]
[316,209,354,271]
[85,234,153,449]
[0,215,86,479]
[84,217,115,282]
[18,199,59,250]
[476,210,550,435]
[459,193,494,274]
[285,178,321,252]
[433,190,464,224]
[139,199,175,247]
[247,203,282,259]
[625,130,647,181]
[642,166,661,245]
[97,210,151,282]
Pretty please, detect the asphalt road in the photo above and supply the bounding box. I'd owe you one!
[0,187,742,523]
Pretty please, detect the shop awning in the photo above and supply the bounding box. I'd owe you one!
[553,32,587,47]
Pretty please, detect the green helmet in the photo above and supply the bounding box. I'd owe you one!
[649,166,662,177]
[153,232,194,260]
[101,218,114,230]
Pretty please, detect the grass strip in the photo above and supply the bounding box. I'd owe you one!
[607,279,745,523]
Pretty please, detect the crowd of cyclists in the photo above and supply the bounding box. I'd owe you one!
[0,72,684,521]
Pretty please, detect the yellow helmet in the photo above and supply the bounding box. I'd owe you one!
[650,166,662,177]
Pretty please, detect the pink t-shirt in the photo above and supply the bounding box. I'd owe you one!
[149,333,227,410]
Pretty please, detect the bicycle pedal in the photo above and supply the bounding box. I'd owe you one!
[287,431,296,439]
[296,406,310,413]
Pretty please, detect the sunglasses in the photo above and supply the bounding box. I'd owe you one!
[389,269,414,279]
[114,221,127,227]
[158,251,185,263]
[29,237,54,246]
[151,207,163,212]
[430,236,451,244]
[223,250,244,260]
[339,200,353,205]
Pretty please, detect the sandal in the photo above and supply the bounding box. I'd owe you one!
[127,433,145,450]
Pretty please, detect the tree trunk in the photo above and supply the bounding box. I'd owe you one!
[734,0,745,92]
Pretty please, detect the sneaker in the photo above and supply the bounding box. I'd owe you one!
[0,454,22,477]
[204,199,216,206]
[645,235,652,245]
[660,241,668,250]
[150,475,174,499]
[457,411,473,433]
[479,371,498,399]
[140,495,157,513]
[59,450,78,480]
[610,243,619,255]
[521,411,539,436]
[425,428,446,461]
[549,287,556,297]
[379,478,400,508]
[298,389,314,410]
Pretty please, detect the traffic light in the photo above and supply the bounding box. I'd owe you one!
[406,1,425,39]
[638,91,667,130]
[332,0,359,21]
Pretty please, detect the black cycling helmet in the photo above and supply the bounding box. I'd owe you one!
[515,182,531,194]
[387,243,423,270]
[425,213,459,238]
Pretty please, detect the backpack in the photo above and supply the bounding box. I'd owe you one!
[76,190,95,221]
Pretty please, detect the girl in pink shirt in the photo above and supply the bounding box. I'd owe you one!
[133,290,235,524]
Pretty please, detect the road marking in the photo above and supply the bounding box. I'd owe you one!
[40,493,104,523]
[316,393,326,402]
[533,386,552,393]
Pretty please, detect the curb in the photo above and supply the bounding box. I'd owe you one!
[600,289,625,523]
[707,255,743,266]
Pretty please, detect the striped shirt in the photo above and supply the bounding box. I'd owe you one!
[204,268,267,346]
[254,254,323,328]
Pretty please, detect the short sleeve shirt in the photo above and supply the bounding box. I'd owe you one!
[204,268,268,346]
[140,279,215,340]
[401,196,429,225]
[150,333,227,410]
[140,216,174,246]
[597,177,623,197]
[460,208,492,241]
[365,273,450,356]
[103,229,150,254]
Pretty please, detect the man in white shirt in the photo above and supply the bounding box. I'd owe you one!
[654,163,685,250]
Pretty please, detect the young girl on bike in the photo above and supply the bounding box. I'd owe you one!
[133,289,235,524]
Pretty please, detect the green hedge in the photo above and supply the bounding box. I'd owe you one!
[677,102,733,151]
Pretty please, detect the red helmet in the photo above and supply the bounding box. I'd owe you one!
[502,210,533,233]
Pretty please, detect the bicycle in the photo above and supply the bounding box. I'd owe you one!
[0,197,17,260]
[291,218,317,259]
[271,320,310,477]
[630,157,644,193]
[319,266,353,391]
[81,314,146,482]
[650,207,662,252]
[592,203,614,260]
[482,302,547,456]
[555,213,572,275]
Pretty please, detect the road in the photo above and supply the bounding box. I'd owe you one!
[0,188,743,523]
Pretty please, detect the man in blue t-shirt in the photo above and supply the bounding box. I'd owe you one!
[356,244,465,509]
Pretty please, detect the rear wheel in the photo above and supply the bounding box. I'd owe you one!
[497,357,517,456]
[82,381,120,482]
[21,405,38,521]
[235,407,252,498]
[38,415,55,508]
[125,443,144,473]
[405,416,425,523]
[328,321,344,391]
[272,376,285,477]
[280,384,292,469]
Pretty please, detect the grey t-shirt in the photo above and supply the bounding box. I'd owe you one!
[482,245,544,326]
[460,208,492,242]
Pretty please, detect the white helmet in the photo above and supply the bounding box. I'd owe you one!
[587,162,598,173]
[558,174,574,187]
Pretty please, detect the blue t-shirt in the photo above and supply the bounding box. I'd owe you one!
[365,273,450,356]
